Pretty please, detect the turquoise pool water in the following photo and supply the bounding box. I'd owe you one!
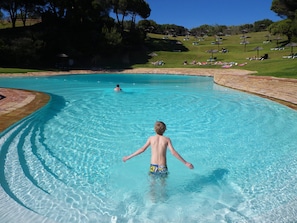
[1,74,297,222]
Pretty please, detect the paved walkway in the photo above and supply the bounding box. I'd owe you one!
[0,88,50,132]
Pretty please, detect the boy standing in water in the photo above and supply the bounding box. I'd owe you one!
[122,121,194,175]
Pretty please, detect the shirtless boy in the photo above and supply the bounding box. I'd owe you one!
[122,121,194,175]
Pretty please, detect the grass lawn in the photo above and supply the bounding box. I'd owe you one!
[0,19,40,29]
[135,32,297,79]
[0,68,43,73]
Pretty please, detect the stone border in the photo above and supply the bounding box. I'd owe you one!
[0,89,50,132]
[214,73,297,109]
[0,68,256,77]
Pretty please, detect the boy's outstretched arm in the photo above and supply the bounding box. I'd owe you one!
[122,138,151,162]
[167,138,194,169]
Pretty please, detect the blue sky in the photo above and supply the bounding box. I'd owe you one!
[144,0,281,28]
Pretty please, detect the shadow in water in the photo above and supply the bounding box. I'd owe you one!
[184,168,229,193]
[145,168,230,203]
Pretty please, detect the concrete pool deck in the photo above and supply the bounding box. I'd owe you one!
[0,68,297,132]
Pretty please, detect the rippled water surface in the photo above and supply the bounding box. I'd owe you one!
[1,74,297,222]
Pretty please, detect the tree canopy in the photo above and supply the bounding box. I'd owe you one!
[270,0,297,41]
[271,0,297,19]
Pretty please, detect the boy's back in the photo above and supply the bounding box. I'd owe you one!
[149,134,169,166]
[122,121,194,172]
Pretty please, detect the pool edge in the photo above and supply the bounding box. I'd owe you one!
[0,89,50,133]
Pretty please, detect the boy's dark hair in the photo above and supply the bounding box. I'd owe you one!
[154,121,166,135]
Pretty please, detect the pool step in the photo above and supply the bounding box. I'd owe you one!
[1,112,115,222]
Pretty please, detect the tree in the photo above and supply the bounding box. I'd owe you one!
[268,19,293,42]
[239,24,254,33]
[160,24,187,36]
[190,24,213,37]
[0,0,21,28]
[271,0,297,19]
[128,0,150,31]
[213,25,228,35]
[19,0,42,26]
[102,25,122,46]
[137,19,157,33]
[271,0,297,39]
[41,0,67,18]
[112,0,150,32]
[254,19,274,32]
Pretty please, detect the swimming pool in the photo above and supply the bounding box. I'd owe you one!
[1,73,297,222]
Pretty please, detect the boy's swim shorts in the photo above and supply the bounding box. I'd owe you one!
[149,164,168,175]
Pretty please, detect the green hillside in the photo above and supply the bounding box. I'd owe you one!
[135,31,297,79]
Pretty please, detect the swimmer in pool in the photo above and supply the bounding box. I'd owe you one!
[114,84,122,92]
[122,121,194,175]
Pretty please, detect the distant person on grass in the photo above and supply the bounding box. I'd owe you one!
[122,121,194,176]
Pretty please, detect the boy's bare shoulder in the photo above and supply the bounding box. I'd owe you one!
[160,135,171,144]
[149,135,156,140]
[162,135,170,140]
[148,135,158,142]
[150,135,169,141]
